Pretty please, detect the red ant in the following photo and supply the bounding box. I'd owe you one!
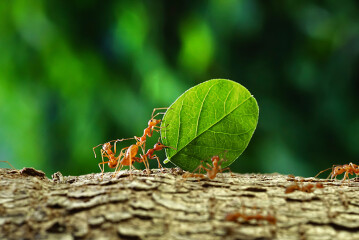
[135,108,169,151]
[139,140,175,169]
[285,182,313,194]
[93,138,150,177]
[285,180,324,194]
[93,108,172,176]
[113,141,147,175]
[182,154,231,180]
[315,162,359,182]
[93,138,134,175]
[225,207,276,225]
[113,140,173,176]
[93,138,172,177]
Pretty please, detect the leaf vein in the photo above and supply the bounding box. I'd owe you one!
[195,83,217,135]
[177,94,254,153]
[207,128,254,136]
[184,145,242,152]
[176,97,185,151]
[224,86,234,113]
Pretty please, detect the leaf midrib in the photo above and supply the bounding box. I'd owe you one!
[195,83,216,135]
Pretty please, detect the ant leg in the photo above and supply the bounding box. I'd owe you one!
[113,138,136,153]
[92,143,104,158]
[134,136,144,147]
[0,161,15,169]
[105,137,136,156]
[151,107,170,119]
[150,126,163,134]
[182,172,205,179]
[134,136,146,153]
[218,156,229,166]
[314,167,332,179]
[98,161,110,174]
[129,158,134,180]
[99,149,107,173]
[193,163,209,174]
[137,155,150,174]
[99,150,113,177]
[114,148,128,172]
[113,151,130,178]
[340,172,349,187]
[108,137,135,143]
[151,155,163,169]
[219,167,234,177]
[182,163,207,180]
[205,162,213,169]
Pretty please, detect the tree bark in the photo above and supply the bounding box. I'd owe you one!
[1,167,359,240]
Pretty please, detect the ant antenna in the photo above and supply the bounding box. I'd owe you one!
[314,167,332,178]
[93,144,104,158]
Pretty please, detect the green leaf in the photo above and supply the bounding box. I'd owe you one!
[160,79,259,171]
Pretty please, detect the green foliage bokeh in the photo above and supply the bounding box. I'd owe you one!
[0,1,359,177]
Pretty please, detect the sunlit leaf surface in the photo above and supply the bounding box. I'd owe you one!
[161,79,259,171]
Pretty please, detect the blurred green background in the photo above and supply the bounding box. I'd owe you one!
[1,1,359,177]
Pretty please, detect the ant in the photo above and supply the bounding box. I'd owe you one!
[285,180,324,194]
[113,140,173,176]
[135,108,170,152]
[93,138,134,175]
[182,153,232,180]
[315,162,359,182]
[113,141,147,175]
[92,107,172,176]
[225,207,276,225]
[140,140,175,169]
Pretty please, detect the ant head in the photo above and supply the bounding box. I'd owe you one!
[103,142,112,150]
[333,166,345,175]
[211,156,220,163]
[154,142,165,148]
[148,119,161,126]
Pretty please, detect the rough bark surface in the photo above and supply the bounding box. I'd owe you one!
[1,167,359,240]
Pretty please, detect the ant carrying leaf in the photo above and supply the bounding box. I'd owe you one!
[93,108,174,177]
[135,108,170,153]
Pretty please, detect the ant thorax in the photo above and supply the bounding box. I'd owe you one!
[211,156,220,163]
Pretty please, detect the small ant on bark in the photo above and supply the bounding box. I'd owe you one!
[285,180,324,194]
[225,207,276,225]
[315,162,359,183]
[182,153,232,180]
